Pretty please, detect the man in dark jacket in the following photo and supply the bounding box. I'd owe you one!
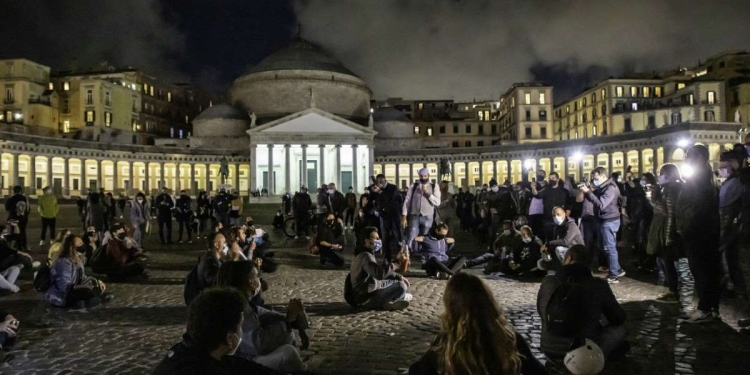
[371,174,403,264]
[176,190,193,244]
[155,187,175,245]
[154,288,281,375]
[291,186,312,240]
[344,187,357,229]
[581,167,624,283]
[4,186,30,251]
[212,188,232,228]
[485,179,517,242]
[541,207,584,266]
[718,150,748,299]
[324,183,347,220]
[532,172,569,241]
[537,244,627,363]
[196,233,226,295]
[677,145,722,323]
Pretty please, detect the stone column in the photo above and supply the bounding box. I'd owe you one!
[234,163,240,193]
[96,159,103,190]
[268,145,274,195]
[145,163,150,194]
[396,164,402,190]
[506,160,512,184]
[129,161,135,195]
[335,145,342,189]
[563,156,569,181]
[318,144,325,188]
[608,153,614,175]
[46,157,53,189]
[63,157,70,192]
[638,150,645,176]
[29,155,36,192]
[284,145,291,194]
[190,163,196,194]
[205,163,211,192]
[113,161,119,191]
[160,163,166,190]
[368,146,374,185]
[301,145,308,188]
[175,163,181,191]
[479,160,484,185]
[352,145,359,192]
[409,163,415,185]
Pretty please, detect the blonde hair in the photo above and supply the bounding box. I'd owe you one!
[434,273,522,375]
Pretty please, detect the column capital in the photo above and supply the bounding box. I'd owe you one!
[352,144,358,149]
[267,144,273,149]
[284,144,291,148]
[301,144,308,148]
[318,144,325,149]
[335,144,342,148]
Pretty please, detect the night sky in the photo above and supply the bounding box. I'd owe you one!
[2,0,750,103]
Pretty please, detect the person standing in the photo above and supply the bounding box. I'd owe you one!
[229,192,244,227]
[677,145,722,323]
[155,187,175,245]
[195,191,211,240]
[485,179,517,243]
[344,187,357,230]
[38,186,59,247]
[371,174,403,264]
[324,183,347,220]
[176,190,193,244]
[580,167,625,283]
[4,186,30,251]
[648,164,684,303]
[117,193,128,219]
[292,186,312,240]
[213,188,232,228]
[130,192,149,248]
[402,168,441,251]
[531,171,568,242]
[527,170,548,240]
[85,192,106,237]
[718,150,748,299]
[437,180,456,229]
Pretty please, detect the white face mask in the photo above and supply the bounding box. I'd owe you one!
[719,168,731,179]
[522,237,532,244]
[554,216,565,225]
[657,175,668,185]
[221,243,229,255]
[503,229,511,236]
[491,186,499,192]
[228,332,242,356]
[327,189,335,195]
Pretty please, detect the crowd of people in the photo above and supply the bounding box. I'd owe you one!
[1,137,750,374]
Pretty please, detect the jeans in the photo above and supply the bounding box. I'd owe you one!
[656,256,679,293]
[406,215,434,252]
[133,222,147,248]
[158,217,172,244]
[596,325,628,360]
[379,217,402,263]
[66,285,103,308]
[253,344,304,373]
[684,235,722,313]
[581,218,605,268]
[599,219,622,278]
[319,247,344,267]
[719,225,746,294]
[178,218,192,241]
[424,256,466,277]
[216,212,229,228]
[230,216,242,227]
[41,217,56,242]
[345,208,355,227]
[467,253,495,267]
[0,265,21,291]
[363,280,408,310]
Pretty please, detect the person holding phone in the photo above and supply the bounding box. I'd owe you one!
[0,311,19,362]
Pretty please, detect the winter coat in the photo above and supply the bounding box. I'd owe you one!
[647,181,684,259]
[38,194,59,219]
[547,217,584,248]
[130,200,149,226]
[676,164,720,241]
[46,257,94,307]
[292,192,312,216]
[535,185,569,220]
[414,234,455,263]
[86,201,106,230]
[584,178,621,222]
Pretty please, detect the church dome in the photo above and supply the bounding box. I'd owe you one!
[229,39,372,123]
[192,104,249,138]
[373,108,415,139]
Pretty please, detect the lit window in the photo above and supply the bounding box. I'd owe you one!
[655,86,662,97]
[511,98,515,107]
[677,82,686,90]
[478,111,484,121]
[630,87,638,97]
[524,93,531,105]
[601,88,606,99]
[414,126,420,134]
[5,87,13,102]
[179,129,184,138]
[427,127,433,136]
[616,87,623,98]
[593,125,597,136]
[418,103,423,110]
[85,111,95,123]
[150,86,154,96]
[185,115,189,124]
[0,113,3,121]
[167,92,172,102]
[63,81,70,91]
[104,112,112,126]
[707,91,716,104]
[643,87,651,97]
[209,101,213,107]
[143,84,149,94]
[688,94,694,105]
[132,120,137,132]
[48,82,53,90]
[539,93,545,105]
[631,103,638,111]
[63,120,70,133]
[566,105,570,114]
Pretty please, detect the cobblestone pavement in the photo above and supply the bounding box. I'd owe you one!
[1,203,750,374]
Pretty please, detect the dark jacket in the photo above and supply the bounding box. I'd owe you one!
[325,191,348,218]
[152,333,281,375]
[317,221,344,249]
[196,197,211,218]
[485,186,517,221]
[213,193,232,215]
[292,192,312,216]
[537,262,626,359]
[535,185,569,220]
[345,192,357,209]
[155,193,175,219]
[648,181,684,259]
[374,183,403,220]
[5,193,29,220]
[547,217,583,248]
[350,250,399,300]
[676,164,720,240]
[408,332,545,375]
[176,195,192,218]
[584,178,621,222]
[196,252,222,291]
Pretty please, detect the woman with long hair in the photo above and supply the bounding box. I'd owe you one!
[648,163,684,303]
[46,235,110,309]
[47,228,72,262]
[410,273,544,375]
[213,261,308,373]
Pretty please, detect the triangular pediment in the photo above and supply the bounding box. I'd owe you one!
[247,108,377,135]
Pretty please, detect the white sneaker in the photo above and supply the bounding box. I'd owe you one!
[402,293,414,302]
[32,261,42,270]
[683,309,715,324]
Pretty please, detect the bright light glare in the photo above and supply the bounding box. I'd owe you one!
[681,164,694,178]
[571,153,583,162]
[524,159,536,169]
[678,139,689,148]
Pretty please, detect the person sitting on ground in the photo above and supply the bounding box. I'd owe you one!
[539,207,583,269]
[464,219,521,274]
[227,226,251,261]
[507,226,545,277]
[0,226,34,294]
[47,228,72,263]
[153,287,282,375]
[536,244,628,364]
[46,235,111,309]
[348,226,412,311]
[316,212,345,267]
[413,223,466,279]
[273,210,284,229]
[0,310,19,363]
[184,232,227,305]
[214,261,310,373]
[409,273,545,375]
[102,223,148,281]
[81,227,100,265]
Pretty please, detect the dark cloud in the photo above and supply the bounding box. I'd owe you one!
[294,0,750,102]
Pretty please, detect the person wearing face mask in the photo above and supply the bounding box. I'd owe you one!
[402,168,442,252]
[511,226,545,276]
[344,186,358,230]
[38,186,59,247]
[176,190,194,244]
[324,183,348,221]
[527,170,548,241]
[155,187,175,245]
[46,235,111,309]
[213,187,232,229]
[718,150,749,300]
[622,170,654,272]
[532,172,569,242]
[184,232,227,306]
[413,223,465,279]
[196,191,211,240]
[464,220,521,274]
[348,227,412,310]
[214,261,309,372]
[370,174,404,265]
[316,213,345,267]
[485,179,518,244]
[580,167,624,284]
[154,288,282,375]
[648,164,684,304]
[291,186,312,240]
[102,223,147,281]
[129,192,149,248]
[540,207,583,268]
[676,145,722,323]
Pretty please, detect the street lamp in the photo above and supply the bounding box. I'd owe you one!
[677,139,690,148]
[681,164,694,178]
[524,159,535,171]
[571,153,583,162]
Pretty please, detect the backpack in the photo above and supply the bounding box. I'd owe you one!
[34,262,52,292]
[15,200,28,218]
[545,277,585,337]
[183,266,201,306]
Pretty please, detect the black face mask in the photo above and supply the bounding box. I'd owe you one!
[326,220,335,226]
[75,245,86,254]
[117,233,127,240]
[435,233,446,239]
[419,178,429,184]
[246,221,254,227]
[549,180,558,187]
[536,175,545,181]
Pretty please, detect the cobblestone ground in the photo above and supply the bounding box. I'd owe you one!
[1,203,750,374]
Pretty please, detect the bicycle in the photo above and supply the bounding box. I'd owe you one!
[283,210,318,239]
